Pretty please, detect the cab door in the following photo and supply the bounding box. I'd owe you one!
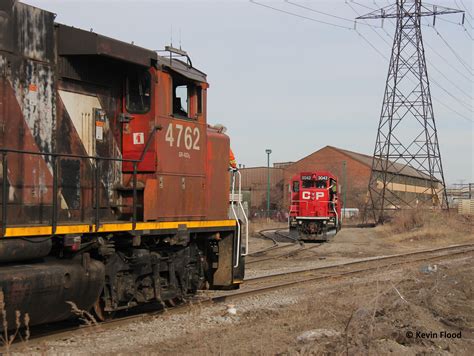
[148,72,207,221]
[122,68,156,172]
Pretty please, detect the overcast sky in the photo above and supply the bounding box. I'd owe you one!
[24,0,473,184]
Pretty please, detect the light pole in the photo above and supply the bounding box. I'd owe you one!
[265,149,272,220]
[342,161,347,223]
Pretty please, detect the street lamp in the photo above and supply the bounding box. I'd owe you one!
[265,149,272,219]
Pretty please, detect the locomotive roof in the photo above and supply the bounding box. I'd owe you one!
[56,24,207,83]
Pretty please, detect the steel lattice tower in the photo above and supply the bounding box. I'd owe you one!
[358,0,463,223]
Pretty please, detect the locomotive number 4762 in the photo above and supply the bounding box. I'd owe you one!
[165,123,201,150]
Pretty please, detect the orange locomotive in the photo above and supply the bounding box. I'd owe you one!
[0,1,246,329]
[289,171,342,240]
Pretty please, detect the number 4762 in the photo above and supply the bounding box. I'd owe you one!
[165,123,200,150]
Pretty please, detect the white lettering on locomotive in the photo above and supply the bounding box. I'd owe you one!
[165,123,200,150]
[302,191,311,200]
[315,192,325,200]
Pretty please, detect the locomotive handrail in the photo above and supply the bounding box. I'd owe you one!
[236,170,249,256]
[0,147,140,162]
[230,170,241,268]
[0,147,143,237]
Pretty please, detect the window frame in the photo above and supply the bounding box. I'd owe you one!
[126,70,152,114]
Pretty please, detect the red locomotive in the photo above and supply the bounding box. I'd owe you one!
[0,1,246,329]
[289,171,342,240]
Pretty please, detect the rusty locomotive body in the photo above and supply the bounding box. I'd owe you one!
[0,1,245,327]
[289,171,342,240]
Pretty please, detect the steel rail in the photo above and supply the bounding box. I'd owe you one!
[247,228,321,264]
[10,243,473,350]
[214,244,474,301]
[247,228,284,256]
[244,243,474,284]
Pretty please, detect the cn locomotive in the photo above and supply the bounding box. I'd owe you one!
[289,171,342,240]
[0,1,246,328]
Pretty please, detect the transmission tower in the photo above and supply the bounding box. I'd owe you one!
[358,0,463,223]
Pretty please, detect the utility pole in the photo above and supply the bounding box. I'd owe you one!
[358,0,461,223]
[265,149,272,220]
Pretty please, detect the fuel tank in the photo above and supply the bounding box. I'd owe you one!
[0,256,105,329]
[0,237,52,263]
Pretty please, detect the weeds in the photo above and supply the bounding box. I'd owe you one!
[0,289,30,352]
[66,301,98,326]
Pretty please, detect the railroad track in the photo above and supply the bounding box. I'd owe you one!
[247,228,320,264]
[238,243,474,293]
[10,243,474,351]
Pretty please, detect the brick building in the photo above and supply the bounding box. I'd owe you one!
[239,167,284,213]
[282,146,371,209]
[240,145,441,213]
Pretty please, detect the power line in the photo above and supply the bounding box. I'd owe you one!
[434,96,473,123]
[438,16,473,31]
[456,0,474,21]
[346,1,392,45]
[253,0,472,123]
[347,0,472,104]
[462,26,473,40]
[354,29,389,60]
[424,41,472,82]
[351,21,473,122]
[452,2,474,29]
[345,1,472,121]
[285,1,380,28]
[433,27,473,75]
[430,78,472,112]
[350,1,376,11]
[427,61,473,101]
[249,1,353,30]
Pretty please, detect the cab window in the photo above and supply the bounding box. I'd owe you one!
[173,85,188,118]
[302,180,327,189]
[172,80,202,119]
[292,181,300,192]
[316,180,327,189]
[126,70,151,114]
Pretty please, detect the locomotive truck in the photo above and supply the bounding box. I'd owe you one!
[0,0,246,327]
[289,171,341,240]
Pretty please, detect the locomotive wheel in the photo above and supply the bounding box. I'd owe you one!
[92,298,115,322]
[164,296,184,308]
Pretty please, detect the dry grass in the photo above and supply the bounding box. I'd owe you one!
[0,289,30,353]
[388,209,428,234]
[379,209,473,245]
[66,301,98,326]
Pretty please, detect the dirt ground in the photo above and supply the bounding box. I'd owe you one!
[12,212,474,355]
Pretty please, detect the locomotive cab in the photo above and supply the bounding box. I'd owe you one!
[289,171,342,241]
